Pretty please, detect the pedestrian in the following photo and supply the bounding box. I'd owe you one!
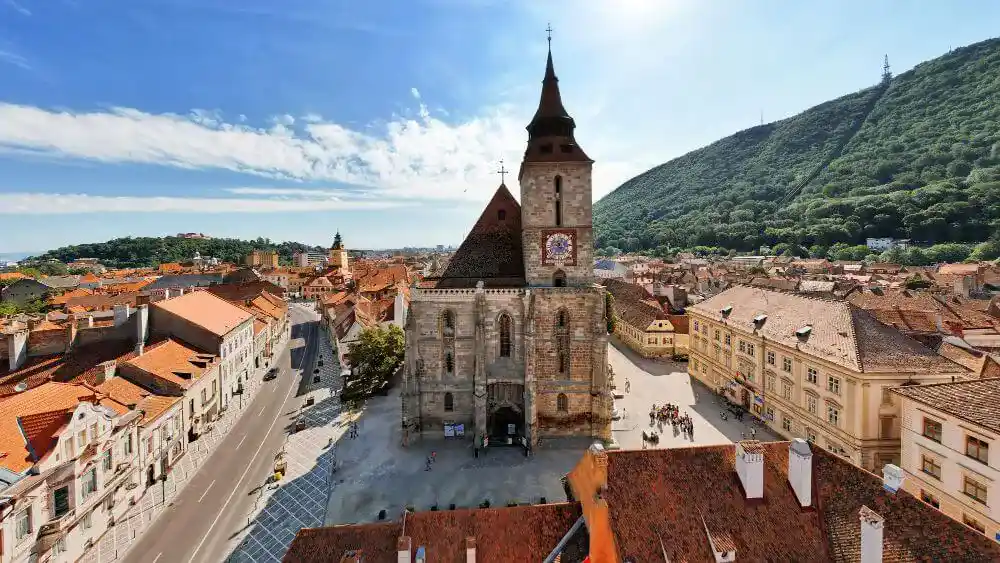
[425,456,432,471]
[625,379,631,393]
[751,428,756,440]
[431,451,437,464]
[741,431,745,440]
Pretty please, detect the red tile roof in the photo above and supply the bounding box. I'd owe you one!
[577,442,1000,562]
[283,503,582,563]
[153,290,254,337]
[0,382,97,472]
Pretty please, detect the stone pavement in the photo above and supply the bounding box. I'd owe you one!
[225,321,342,563]
[608,338,780,450]
[78,329,291,563]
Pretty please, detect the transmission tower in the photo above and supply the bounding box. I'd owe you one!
[882,54,892,84]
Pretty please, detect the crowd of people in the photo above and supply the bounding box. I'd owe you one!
[642,403,696,447]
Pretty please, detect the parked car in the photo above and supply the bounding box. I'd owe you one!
[264,368,278,381]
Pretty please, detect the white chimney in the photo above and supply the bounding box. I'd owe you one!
[8,328,28,372]
[113,304,130,327]
[163,288,172,300]
[735,440,764,499]
[135,304,149,355]
[466,537,475,563]
[85,315,94,328]
[787,438,813,506]
[882,464,904,493]
[859,505,884,563]
[397,536,411,563]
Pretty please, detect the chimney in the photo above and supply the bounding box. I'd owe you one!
[135,304,149,355]
[65,315,78,353]
[466,537,475,563]
[735,440,764,499]
[788,438,812,507]
[163,288,172,300]
[8,329,28,372]
[85,315,94,328]
[95,360,116,385]
[113,304,130,327]
[859,505,884,563]
[882,464,904,493]
[397,536,411,563]
[136,293,150,307]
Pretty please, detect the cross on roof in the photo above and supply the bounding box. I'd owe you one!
[546,23,553,49]
[497,158,508,185]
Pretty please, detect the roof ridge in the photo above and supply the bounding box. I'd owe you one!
[845,304,864,372]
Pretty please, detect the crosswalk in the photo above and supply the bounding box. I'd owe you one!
[78,331,291,563]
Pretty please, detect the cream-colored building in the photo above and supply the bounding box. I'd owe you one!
[893,379,1000,541]
[687,286,971,470]
[603,279,679,358]
[245,249,279,270]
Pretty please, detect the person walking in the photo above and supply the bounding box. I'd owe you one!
[751,428,756,440]
[625,379,631,393]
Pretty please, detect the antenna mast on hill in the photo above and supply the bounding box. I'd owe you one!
[882,54,892,84]
[760,110,763,126]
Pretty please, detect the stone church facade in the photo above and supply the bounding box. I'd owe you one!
[401,43,612,447]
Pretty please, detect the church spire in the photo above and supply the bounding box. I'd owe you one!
[521,24,590,168]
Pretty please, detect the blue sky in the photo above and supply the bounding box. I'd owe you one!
[1,0,999,254]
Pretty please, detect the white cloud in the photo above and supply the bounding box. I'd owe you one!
[0,50,30,70]
[0,192,405,214]
[5,0,30,16]
[0,100,528,202]
[410,87,421,100]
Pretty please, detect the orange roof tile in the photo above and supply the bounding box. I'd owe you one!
[152,291,254,337]
[121,338,216,388]
[0,382,97,472]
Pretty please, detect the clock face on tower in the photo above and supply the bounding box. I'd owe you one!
[544,231,575,264]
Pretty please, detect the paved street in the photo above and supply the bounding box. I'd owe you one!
[608,338,780,449]
[118,304,318,563]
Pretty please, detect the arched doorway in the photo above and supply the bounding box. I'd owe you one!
[489,406,523,442]
[146,465,155,486]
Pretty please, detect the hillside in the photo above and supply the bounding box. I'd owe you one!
[27,236,327,268]
[594,38,1000,257]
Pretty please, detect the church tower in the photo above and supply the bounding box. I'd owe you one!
[519,33,594,288]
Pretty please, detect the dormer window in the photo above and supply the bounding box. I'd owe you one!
[539,144,553,154]
[753,314,767,327]
[497,209,506,221]
[560,144,573,153]
[796,325,812,338]
[721,305,733,316]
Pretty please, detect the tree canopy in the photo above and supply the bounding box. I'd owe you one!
[594,39,1000,256]
[27,236,326,268]
[344,325,405,397]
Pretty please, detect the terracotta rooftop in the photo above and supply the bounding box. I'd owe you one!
[0,339,139,396]
[603,279,668,328]
[283,502,582,563]
[891,378,1000,435]
[586,442,1000,562]
[425,184,525,289]
[121,338,217,388]
[691,286,970,374]
[152,290,253,337]
[0,382,96,472]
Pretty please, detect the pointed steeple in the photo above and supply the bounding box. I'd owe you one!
[521,26,591,169]
[332,231,343,250]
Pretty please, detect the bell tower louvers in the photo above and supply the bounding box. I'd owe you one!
[519,36,595,288]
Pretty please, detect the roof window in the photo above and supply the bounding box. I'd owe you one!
[753,314,767,326]
[795,325,812,339]
[721,305,733,316]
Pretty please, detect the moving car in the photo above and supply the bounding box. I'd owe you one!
[264,368,278,381]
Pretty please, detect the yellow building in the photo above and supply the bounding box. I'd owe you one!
[329,231,350,274]
[245,249,279,269]
[604,279,686,358]
[893,379,1000,542]
[687,285,970,470]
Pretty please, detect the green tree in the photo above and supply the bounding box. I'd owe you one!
[346,325,405,391]
[605,293,616,334]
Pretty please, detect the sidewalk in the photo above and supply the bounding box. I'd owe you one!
[225,324,343,563]
[79,329,292,563]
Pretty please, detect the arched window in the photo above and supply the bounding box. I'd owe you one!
[555,310,570,374]
[445,352,454,374]
[557,393,568,412]
[444,392,454,412]
[553,270,567,287]
[498,314,513,358]
[441,310,455,336]
[554,175,563,226]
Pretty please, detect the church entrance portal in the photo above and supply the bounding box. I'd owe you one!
[486,382,525,446]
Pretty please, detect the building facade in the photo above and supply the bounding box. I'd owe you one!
[401,43,611,447]
[893,379,1000,541]
[244,250,279,269]
[687,286,970,470]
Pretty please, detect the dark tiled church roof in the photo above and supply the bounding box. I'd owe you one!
[424,184,525,289]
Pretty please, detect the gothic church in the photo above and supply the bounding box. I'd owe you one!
[401,41,611,446]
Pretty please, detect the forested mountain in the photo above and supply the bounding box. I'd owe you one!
[28,236,327,268]
[594,38,1000,258]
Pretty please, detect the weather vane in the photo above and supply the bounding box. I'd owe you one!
[497,158,508,185]
[546,23,553,49]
